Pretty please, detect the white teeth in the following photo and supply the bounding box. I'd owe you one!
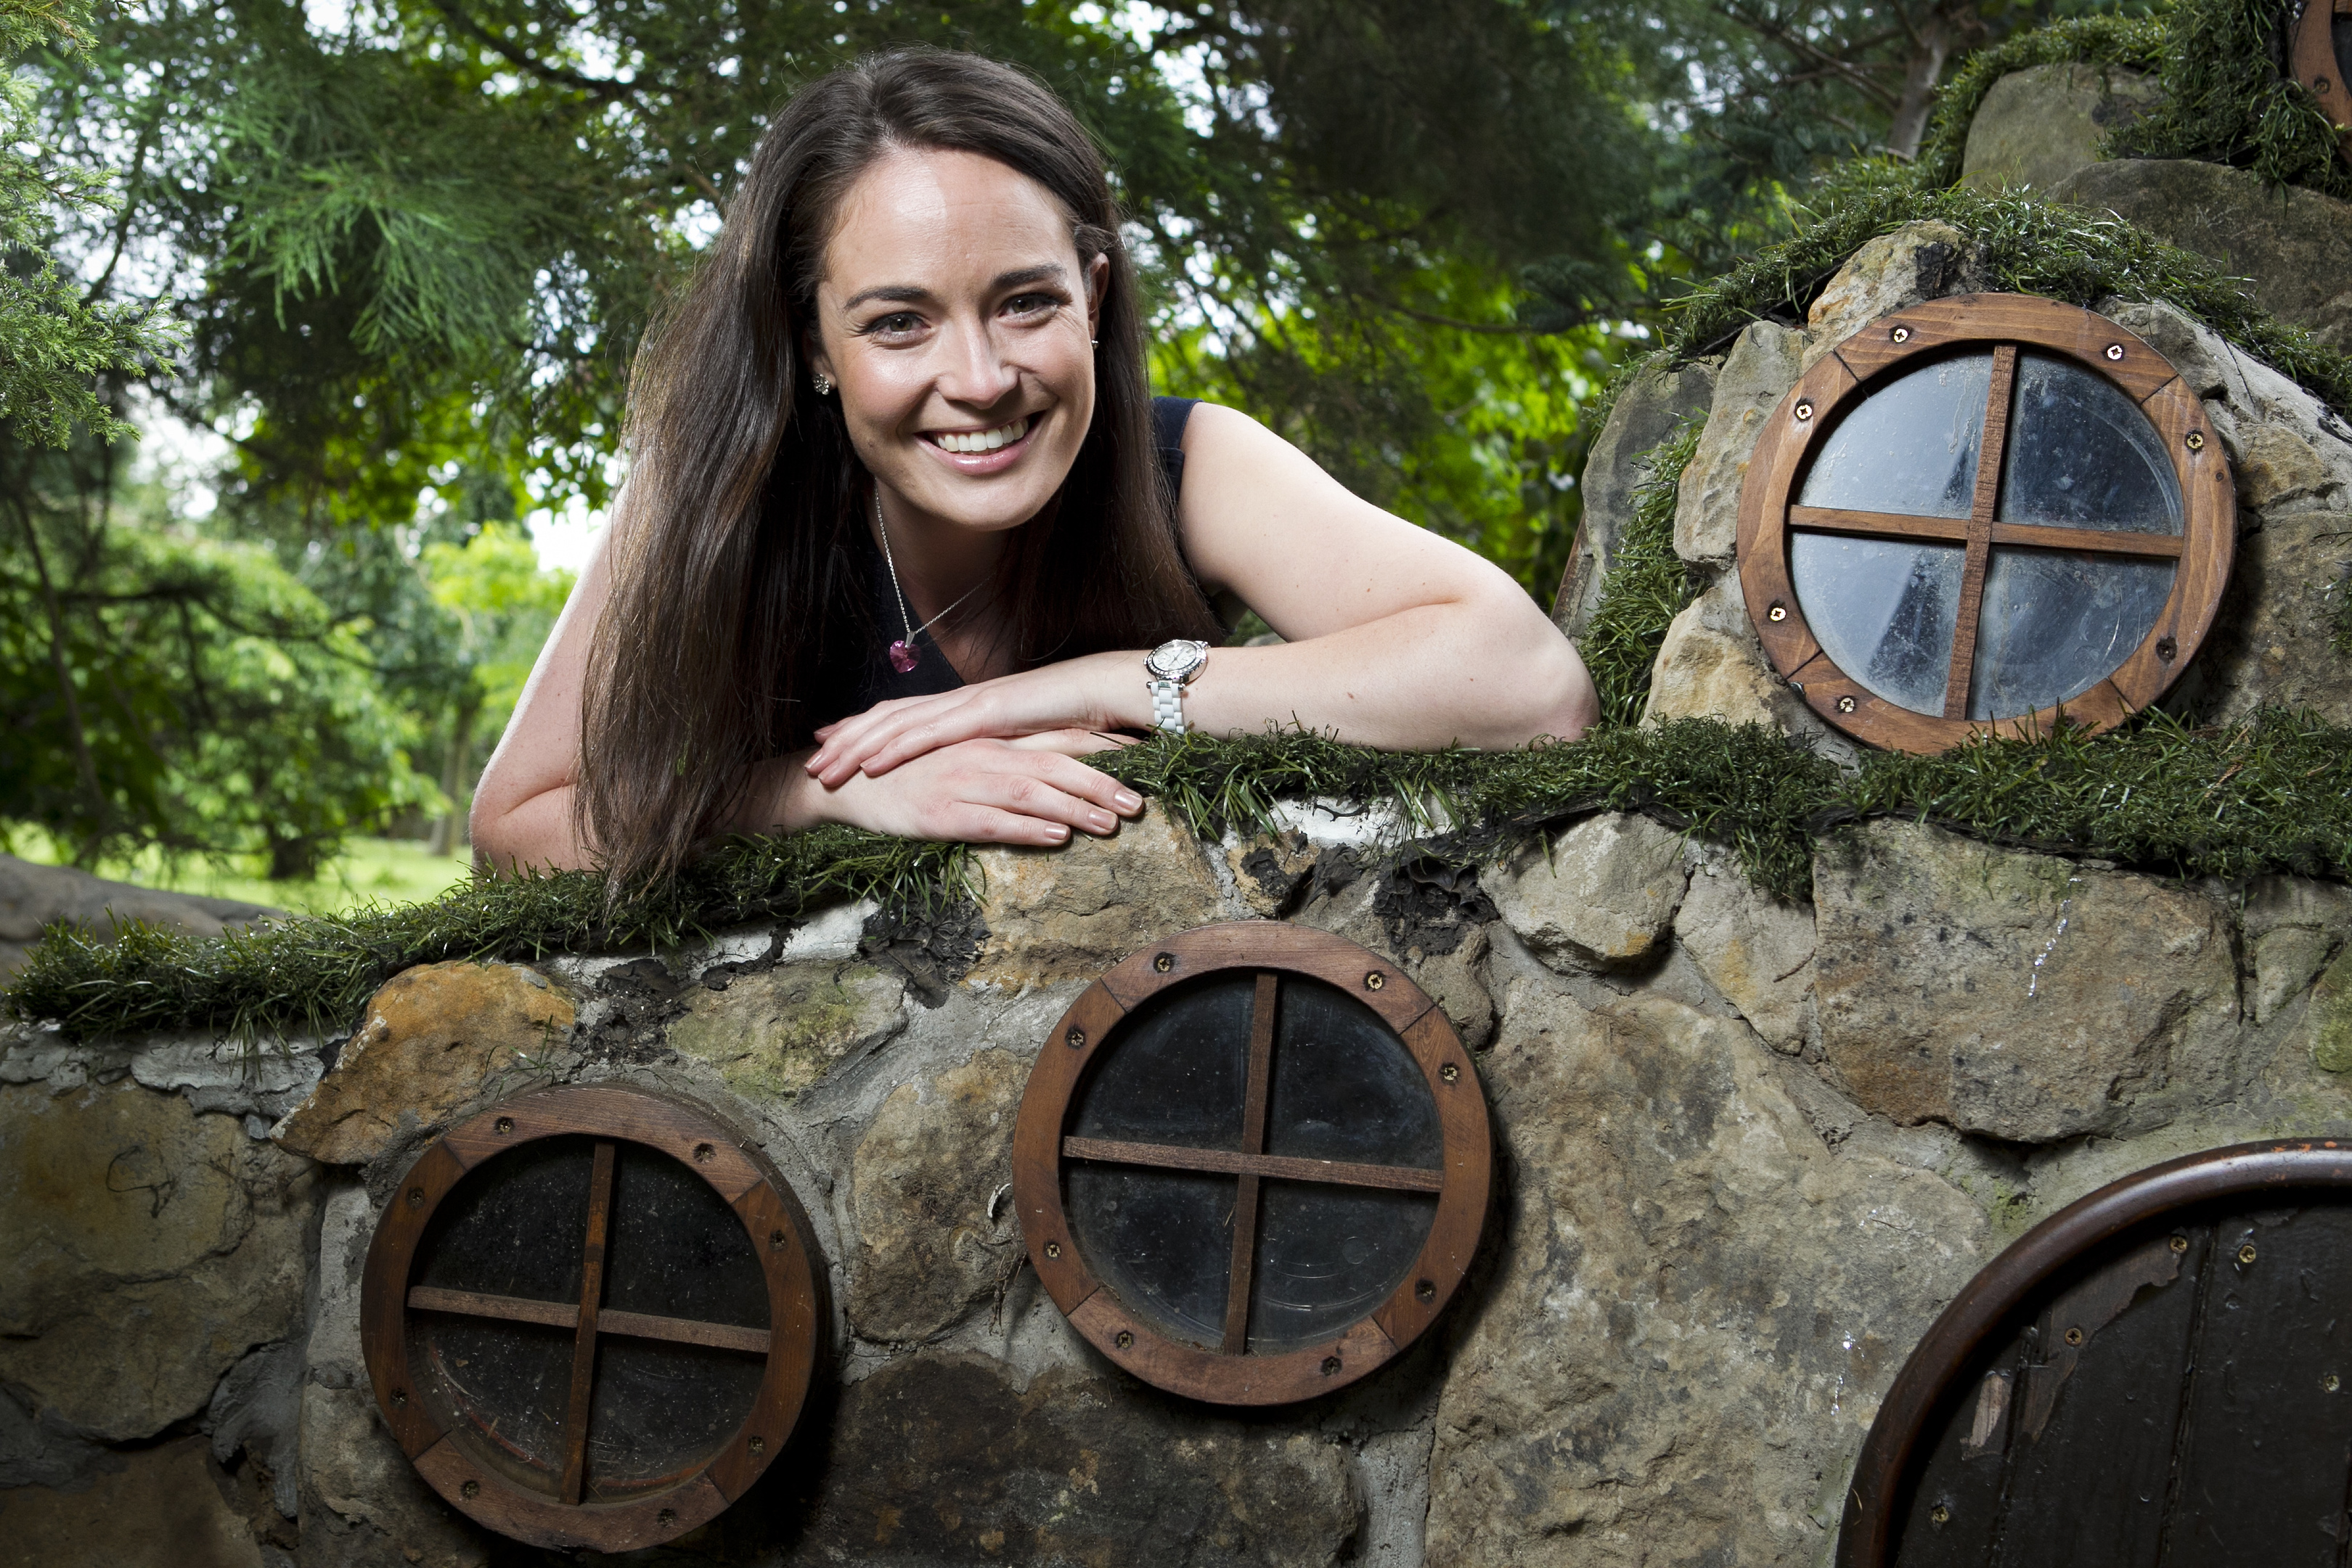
[935,417,1029,454]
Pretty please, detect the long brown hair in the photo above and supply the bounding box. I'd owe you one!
[578,49,1217,886]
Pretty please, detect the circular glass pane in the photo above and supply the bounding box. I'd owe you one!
[408,1135,769,1500]
[1063,973,1441,1354]
[1790,345,2184,723]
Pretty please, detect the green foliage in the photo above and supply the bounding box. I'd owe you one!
[17,710,2351,1041]
[1656,172,2352,411]
[421,521,574,750]
[2108,0,2352,200]
[5,827,968,1042]
[1574,419,1703,726]
[1912,13,2170,186]
[0,0,176,446]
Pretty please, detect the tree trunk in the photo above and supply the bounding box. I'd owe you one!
[1885,3,1964,160]
[427,700,477,857]
[13,502,104,838]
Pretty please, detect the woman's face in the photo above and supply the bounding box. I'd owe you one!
[809,147,1108,539]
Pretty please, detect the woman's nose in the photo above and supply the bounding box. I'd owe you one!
[933,318,1021,407]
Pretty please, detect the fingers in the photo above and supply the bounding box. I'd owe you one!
[807,698,962,787]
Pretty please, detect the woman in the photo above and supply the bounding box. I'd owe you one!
[473,49,1596,885]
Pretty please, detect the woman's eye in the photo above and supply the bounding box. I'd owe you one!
[873,312,923,335]
[1004,293,1059,318]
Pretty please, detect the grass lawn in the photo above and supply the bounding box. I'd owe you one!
[5,830,476,918]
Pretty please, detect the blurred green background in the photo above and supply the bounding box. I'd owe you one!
[2,0,2144,913]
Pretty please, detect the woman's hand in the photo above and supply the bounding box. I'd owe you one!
[786,730,1144,846]
[804,652,1143,788]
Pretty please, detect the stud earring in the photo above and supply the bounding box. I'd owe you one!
[812,371,833,396]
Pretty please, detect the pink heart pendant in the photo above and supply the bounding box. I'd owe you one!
[888,640,920,674]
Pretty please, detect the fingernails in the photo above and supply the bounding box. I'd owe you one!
[1114,791,1142,812]
[1045,824,1071,842]
[1087,809,1116,833]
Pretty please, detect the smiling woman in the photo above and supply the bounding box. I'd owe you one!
[469,49,1597,886]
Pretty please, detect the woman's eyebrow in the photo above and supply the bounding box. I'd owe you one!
[840,283,934,311]
[841,264,1069,314]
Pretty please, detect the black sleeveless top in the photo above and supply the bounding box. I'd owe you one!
[833,396,1203,718]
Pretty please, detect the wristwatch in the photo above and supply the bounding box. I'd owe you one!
[1144,639,1210,734]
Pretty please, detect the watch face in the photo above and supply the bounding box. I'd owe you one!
[1147,640,1208,681]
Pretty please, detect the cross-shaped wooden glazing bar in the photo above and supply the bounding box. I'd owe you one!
[1058,973,1445,1357]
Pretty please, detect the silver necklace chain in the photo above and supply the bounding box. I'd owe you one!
[874,488,986,648]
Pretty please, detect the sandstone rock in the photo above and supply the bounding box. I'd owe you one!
[1812,821,2240,1141]
[1675,861,1818,1050]
[2102,298,2352,518]
[1224,829,1319,918]
[296,1383,486,1568]
[1555,357,1719,637]
[782,1354,1362,1566]
[2306,947,2352,1075]
[1675,320,1804,564]
[1486,813,1690,969]
[0,1082,314,1442]
[2054,160,2352,351]
[1424,979,1988,1566]
[1407,922,1498,1051]
[2192,511,2352,727]
[1642,574,1853,759]
[271,962,574,1166]
[968,802,1223,988]
[0,854,277,976]
[849,1048,1027,1342]
[1960,65,2163,194]
[2244,875,2352,1025]
[1804,219,1979,359]
[667,960,906,1100]
[0,1437,261,1568]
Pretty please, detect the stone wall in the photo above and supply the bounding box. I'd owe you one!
[4,776,2349,1565]
[7,118,2352,1566]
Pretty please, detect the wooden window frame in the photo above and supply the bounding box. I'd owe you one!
[359,1084,828,1553]
[1012,922,1491,1405]
[1736,293,2235,755]
[2292,0,2352,159]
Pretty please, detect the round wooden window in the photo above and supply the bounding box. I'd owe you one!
[359,1084,827,1553]
[1012,923,1490,1405]
[2292,0,2352,161]
[1839,1138,2352,1567]
[1736,293,2234,754]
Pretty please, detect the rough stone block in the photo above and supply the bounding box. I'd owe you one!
[1960,64,2163,193]
[2245,875,2352,1025]
[1642,573,1851,758]
[0,1082,315,1441]
[667,960,906,1100]
[1675,321,1803,564]
[781,1355,1362,1565]
[1804,219,1977,360]
[2194,512,2352,727]
[295,1383,486,1568]
[2054,160,2352,351]
[1223,829,1318,917]
[2303,946,2352,1075]
[271,962,574,1166]
[1425,980,1987,1565]
[968,801,1224,987]
[0,1437,262,1568]
[1487,812,1690,968]
[1813,821,2241,1141]
[1675,860,1818,1050]
[849,1048,1027,1342]
[1555,357,1718,637]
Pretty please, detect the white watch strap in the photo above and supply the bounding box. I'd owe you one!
[1148,678,1188,733]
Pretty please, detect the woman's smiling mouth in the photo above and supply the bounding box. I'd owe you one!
[926,415,1032,454]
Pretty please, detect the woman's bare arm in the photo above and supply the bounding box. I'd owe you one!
[804,403,1596,785]
[469,526,1146,874]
